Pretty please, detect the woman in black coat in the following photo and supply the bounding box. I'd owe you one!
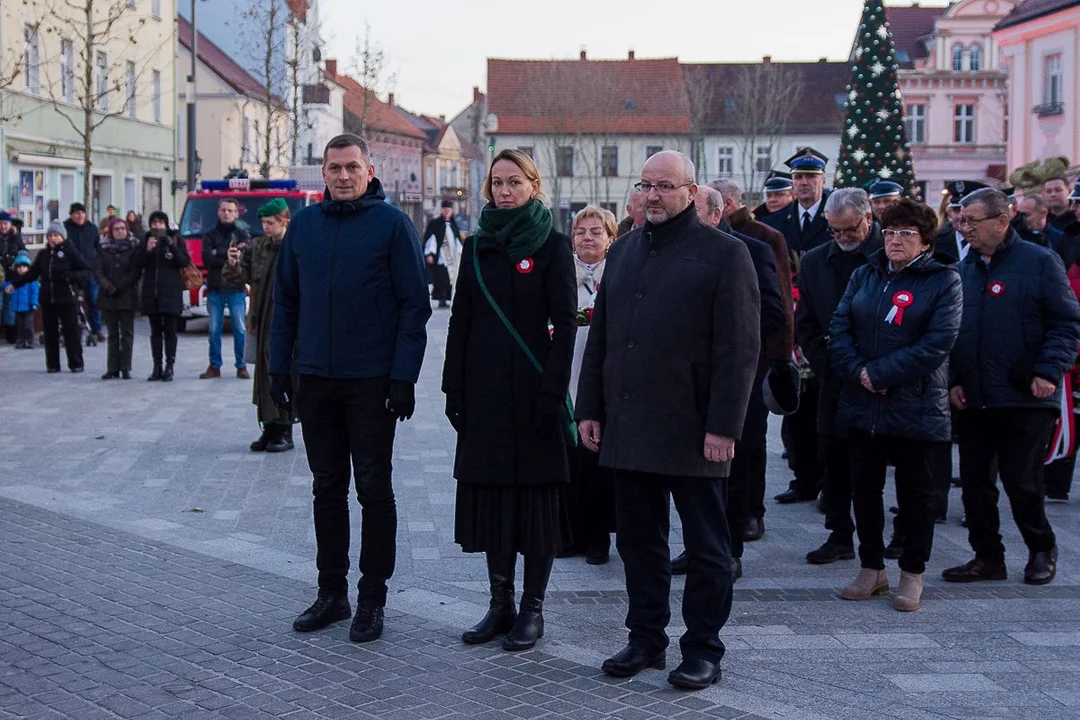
[6,220,89,372]
[442,149,577,652]
[95,217,142,379]
[829,199,962,612]
[133,210,190,382]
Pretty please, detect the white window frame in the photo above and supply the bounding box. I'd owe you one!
[953,103,975,144]
[24,25,40,94]
[754,146,771,173]
[151,70,161,123]
[125,60,136,117]
[1045,54,1062,105]
[969,43,982,72]
[60,39,75,103]
[151,0,161,18]
[717,146,733,177]
[96,52,109,111]
[905,104,927,144]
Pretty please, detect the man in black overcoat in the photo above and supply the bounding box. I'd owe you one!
[576,151,760,691]
[422,199,462,308]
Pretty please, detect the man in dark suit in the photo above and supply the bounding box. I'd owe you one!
[761,148,834,504]
[935,181,988,264]
[577,151,760,690]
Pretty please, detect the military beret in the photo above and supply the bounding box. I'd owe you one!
[257,198,289,217]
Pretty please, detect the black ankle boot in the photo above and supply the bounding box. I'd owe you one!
[463,554,517,644]
[503,555,552,651]
[147,364,163,381]
[161,361,174,382]
[266,425,294,453]
[250,426,271,451]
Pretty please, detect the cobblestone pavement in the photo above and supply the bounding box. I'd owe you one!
[1,312,1079,720]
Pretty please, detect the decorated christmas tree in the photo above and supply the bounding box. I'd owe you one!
[835,0,917,196]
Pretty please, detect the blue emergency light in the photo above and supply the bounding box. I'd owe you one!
[199,179,298,191]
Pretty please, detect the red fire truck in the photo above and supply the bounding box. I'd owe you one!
[176,178,322,330]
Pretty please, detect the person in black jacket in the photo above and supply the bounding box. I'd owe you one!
[443,149,576,653]
[944,188,1080,586]
[134,211,191,382]
[199,198,250,379]
[577,151,760,690]
[64,203,105,344]
[422,199,462,308]
[95,217,142,379]
[829,199,962,612]
[7,220,89,372]
[0,210,27,344]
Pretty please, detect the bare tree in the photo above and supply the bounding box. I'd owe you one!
[0,9,44,124]
[41,0,166,209]
[685,65,717,182]
[347,23,395,138]
[730,63,802,192]
[232,0,291,178]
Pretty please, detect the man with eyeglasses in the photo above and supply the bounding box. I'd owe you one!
[577,150,760,690]
[944,188,1080,586]
[935,181,987,263]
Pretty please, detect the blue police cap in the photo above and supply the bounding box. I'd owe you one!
[1069,180,1080,202]
[784,147,828,175]
[868,180,904,199]
[943,180,989,207]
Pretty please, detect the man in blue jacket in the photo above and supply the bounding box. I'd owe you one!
[270,133,432,642]
[945,188,1080,586]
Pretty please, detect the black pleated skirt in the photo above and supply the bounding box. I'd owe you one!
[454,482,572,556]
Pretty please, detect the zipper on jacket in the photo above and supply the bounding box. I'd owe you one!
[48,251,55,304]
[327,219,341,376]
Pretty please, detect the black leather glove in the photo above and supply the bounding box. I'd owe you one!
[532,392,562,441]
[270,374,293,413]
[445,392,464,433]
[386,380,415,422]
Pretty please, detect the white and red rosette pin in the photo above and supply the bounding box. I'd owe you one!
[884,289,914,326]
[988,280,1006,297]
[516,257,534,274]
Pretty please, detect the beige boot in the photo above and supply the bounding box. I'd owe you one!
[841,568,889,600]
[893,571,923,612]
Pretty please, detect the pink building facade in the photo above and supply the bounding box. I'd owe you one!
[887,0,1018,200]
[994,0,1080,174]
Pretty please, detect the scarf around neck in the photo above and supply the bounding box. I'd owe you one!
[476,199,551,263]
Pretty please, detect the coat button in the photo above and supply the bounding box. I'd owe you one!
[626,340,634,349]
[635,291,644,299]
[623,392,631,400]
[649,250,657,257]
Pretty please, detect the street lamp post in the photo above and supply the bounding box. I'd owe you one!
[185,0,198,190]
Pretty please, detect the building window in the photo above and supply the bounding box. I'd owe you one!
[60,39,75,102]
[953,103,974,144]
[126,0,135,6]
[151,0,161,18]
[242,113,251,162]
[24,25,40,94]
[556,146,573,177]
[601,146,618,177]
[125,61,136,117]
[517,146,533,159]
[151,70,161,122]
[952,44,964,72]
[969,43,982,72]
[904,104,926,144]
[717,146,733,176]
[645,145,662,159]
[1045,54,1062,105]
[177,111,185,158]
[601,202,617,216]
[755,146,771,173]
[96,52,109,111]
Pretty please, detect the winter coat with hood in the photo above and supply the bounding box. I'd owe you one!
[94,235,142,311]
[12,241,90,306]
[132,229,191,316]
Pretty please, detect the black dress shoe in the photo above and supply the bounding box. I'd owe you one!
[585,537,610,565]
[47,368,62,374]
[293,593,351,632]
[101,371,118,380]
[601,644,666,678]
[70,366,84,373]
[806,540,855,565]
[743,517,764,542]
[816,491,827,514]
[120,371,131,380]
[942,557,1007,583]
[883,533,904,560]
[349,603,384,643]
[733,557,742,580]
[774,487,816,504]
[671,551,688,576]
[668,657,721,690]
[1024,546,1057,585]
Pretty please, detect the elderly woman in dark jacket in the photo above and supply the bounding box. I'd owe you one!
[134,210,190,382]
[95,217,142,379]
[442,149,577,652]
[829,199,962,612]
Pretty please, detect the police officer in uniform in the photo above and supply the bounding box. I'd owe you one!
[936,181,988,264]
[752,172,794,221]
[868,179,904,222]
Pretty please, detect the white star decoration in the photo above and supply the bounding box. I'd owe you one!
[852,148,867,162]
[849,89,858,102]
[871,61,886,77]
[855,47,864,59]
[876,25,889,39]
[847,125,860,138]
[876,109,890,121]
[879,167,894,179]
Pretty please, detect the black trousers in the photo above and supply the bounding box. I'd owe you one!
[563,445,615,551]
[848,431,942,575]
[729,368,767,558]
[429,264,451,302]
[783,377,823,494]
[15,310,34,346]
[147,314,178,364]
[41,303,83,371]
[822,434,855,546]
[1044,454,1075,499]
[297,375,398,606]
[957,408,1057,562]
[101,309,135,373]
[614,469,732,664]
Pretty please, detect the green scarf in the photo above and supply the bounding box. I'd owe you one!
[476,199,552,263]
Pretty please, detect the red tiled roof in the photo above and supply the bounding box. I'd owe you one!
[995,0,1080,30]
[885,4,946,66]
[324,67,427,140]
[177,16,275,101]
[286,0,307,23]
[486,57,692,135]
[683,61,850,135]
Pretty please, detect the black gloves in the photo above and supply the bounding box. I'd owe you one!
[103,283,118,297]
[386,380,415,422]
[271,374,293,412]
[445,393,464,433]
[532,393,561,440]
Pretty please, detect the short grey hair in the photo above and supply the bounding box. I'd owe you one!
[698,185,723,215]
[1021,193,1047,212]
[825,188,871,217]
[961,187,1011,217]
[709,178,743,204]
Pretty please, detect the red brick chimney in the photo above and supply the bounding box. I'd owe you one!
[762,55,772,66]
[628,49,635,60]
[326,59,337,77]
[580,49,587,61]
[473,86,481,103]
[388,92,395,106]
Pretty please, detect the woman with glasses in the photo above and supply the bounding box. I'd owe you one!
[442,148,577,651]
[558,205,617,565]
[828,198,962,612]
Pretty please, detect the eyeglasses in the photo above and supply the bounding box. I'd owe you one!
[634,181,692,195]
[573,227,608,238]
[882,229,921,240]
[828,219,866,238]
[955,214,1003,228]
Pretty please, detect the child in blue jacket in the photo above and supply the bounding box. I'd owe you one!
[3,252,40,348]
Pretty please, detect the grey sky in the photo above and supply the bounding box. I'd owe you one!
[320,0,949,120]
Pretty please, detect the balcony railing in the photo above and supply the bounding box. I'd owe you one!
[1032,101,1065,117]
